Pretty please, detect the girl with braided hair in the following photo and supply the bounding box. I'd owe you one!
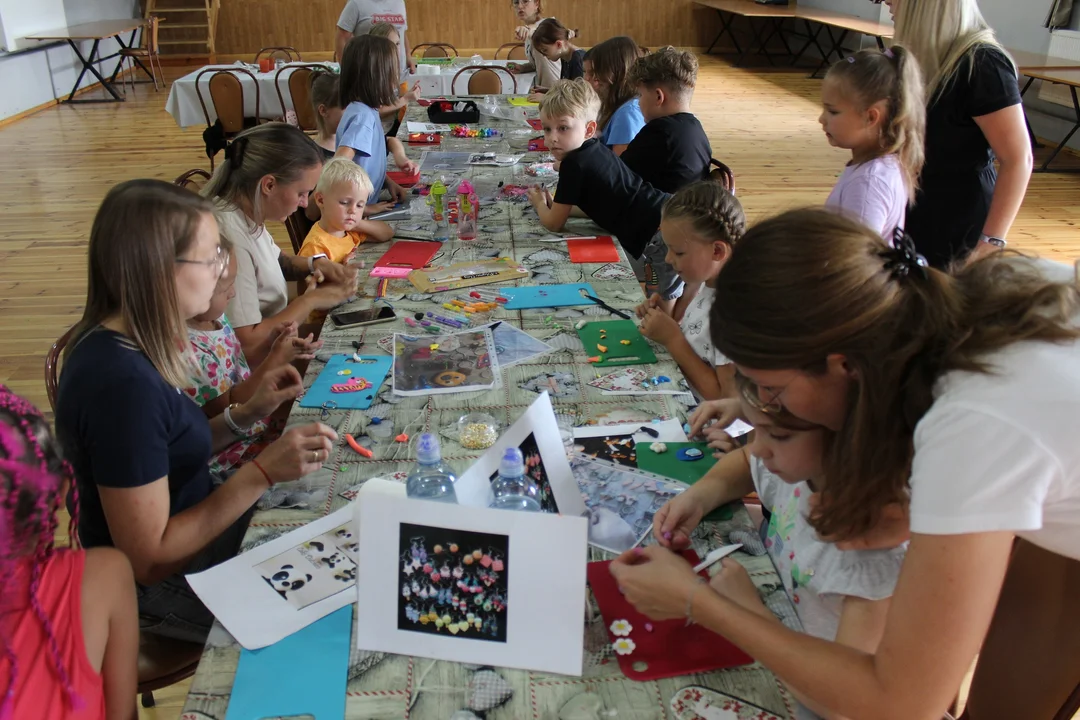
[635,181,744,401]
[0,385,138,720]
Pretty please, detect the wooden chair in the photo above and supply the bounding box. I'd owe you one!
[709,158,736,193]
[275,64,328,132]
[285,207,312,255]
[120,15,163,93]
[196,68,260,169]
[413,42,458,58]
[451,66,517,95]
[173,168,212,191]
[495,42,527,60]
[255,46,302,63]
[45,327,206,709]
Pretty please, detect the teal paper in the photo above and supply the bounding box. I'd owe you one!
[225,605,353,720]
[500,283,597,309]
[299,354,392,410]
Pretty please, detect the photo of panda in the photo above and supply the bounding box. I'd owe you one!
[256,522,360,609]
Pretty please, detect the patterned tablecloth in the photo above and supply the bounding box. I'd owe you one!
[181,100,799,720]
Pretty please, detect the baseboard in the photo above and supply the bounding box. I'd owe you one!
[0,66,140,128]
[210,46,709,64]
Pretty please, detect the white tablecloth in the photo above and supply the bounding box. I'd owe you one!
[165,60,535,129]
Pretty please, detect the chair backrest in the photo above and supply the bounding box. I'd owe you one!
[452,66,517,95]
[255,46,301,63]
[277,64,327,132]
[174,168,212,191]
[196,68,258,134]
[708,158,735,193]
[413,42,458,59]
[147,15,161,54]
[495,43,527,60]
[45,325,77,413]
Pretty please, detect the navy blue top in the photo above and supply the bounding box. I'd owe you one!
[55,328,214,549]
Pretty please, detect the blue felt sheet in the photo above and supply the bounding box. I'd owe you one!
[299,354,392,410]
[499,283,597,309]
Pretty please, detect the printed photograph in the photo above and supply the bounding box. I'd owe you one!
[397,522,510,643]
[256,522,359,609]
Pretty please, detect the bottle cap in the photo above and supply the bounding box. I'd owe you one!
[416,433,442,464]
[499,447,525,478]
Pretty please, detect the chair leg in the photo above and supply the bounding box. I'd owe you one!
[141,690,156,708]
[151,54,161,92]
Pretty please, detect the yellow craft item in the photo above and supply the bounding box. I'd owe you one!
[597,344,608,353]
[621,339,632,345]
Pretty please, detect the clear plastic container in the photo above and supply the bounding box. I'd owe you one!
[406,433,458,503]
[458,412,498,449]
[488,448,541,512]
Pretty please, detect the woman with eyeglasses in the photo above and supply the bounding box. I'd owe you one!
[505,0,562,91]
[611,209,1080,720]
[884,0,1031,270]
[55,180,339,642]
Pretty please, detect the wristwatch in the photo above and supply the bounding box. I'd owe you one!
[223,402,247,436]
[308,253,328,273]
[979,234,1007,249]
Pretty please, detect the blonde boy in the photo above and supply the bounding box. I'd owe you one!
[299,158,394,264]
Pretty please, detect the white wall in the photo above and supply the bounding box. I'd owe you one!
[0,0,139,121]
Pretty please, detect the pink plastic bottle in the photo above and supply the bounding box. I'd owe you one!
[457,180,479,240]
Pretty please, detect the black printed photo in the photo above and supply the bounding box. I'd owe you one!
[397,522,509,643]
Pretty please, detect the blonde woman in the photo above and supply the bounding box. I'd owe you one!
[505,0,562,91]
[55,180,338,642]
[886,0,1032,269]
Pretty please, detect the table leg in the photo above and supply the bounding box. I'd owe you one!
[810,27,849,79]
[774,18,794,57]
[874,35,886,51]
[791,19,827,67]
[64,38,125,102]
[707,10,742,56]
[745,18,774,67]
[1035,84,1080,173]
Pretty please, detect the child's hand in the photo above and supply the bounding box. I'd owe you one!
[407,57,418,75]
[396,158,420,175]
[639,307,680,345]
[688,398,743,439]
[365,201,395,216]
[268,324,321,368]
[403,82,421,104]
[529,85,547,94]
[704,427,739,458]
[635,292,662,319]
[653,491,707,550]
[386,178,409,204]
[507,60,523,73]
[514,26,530,41]
[527,185,552,209]
[708,558,773,620]
[527,92,545,103]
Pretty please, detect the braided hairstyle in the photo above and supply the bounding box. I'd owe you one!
[0,385,81,718]
[662,180,746,249]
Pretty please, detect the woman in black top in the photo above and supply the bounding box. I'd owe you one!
[888,0,1032,269]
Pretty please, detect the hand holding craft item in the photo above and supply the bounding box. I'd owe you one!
[299,355,392,410]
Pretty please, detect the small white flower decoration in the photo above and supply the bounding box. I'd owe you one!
[609,619,633,637]
[613,637,636,655]
[650,442,667,454]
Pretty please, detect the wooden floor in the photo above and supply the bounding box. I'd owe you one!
[5,56,1079,719]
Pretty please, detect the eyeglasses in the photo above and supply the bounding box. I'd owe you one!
[510,0,536,6]
[734,370,795,414]
[176,245,229,279]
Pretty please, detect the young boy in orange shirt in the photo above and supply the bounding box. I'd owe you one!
[299,158,394,265]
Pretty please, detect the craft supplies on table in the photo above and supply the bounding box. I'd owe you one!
[391,329,500,396]
[587,550,754,680]
[577,320,657,366]
[409,258,529,293]
[567,236,620,263]
[499,282,597,309]
[387,168,421,187]
[298,355,392,410]
[370,241,442,279]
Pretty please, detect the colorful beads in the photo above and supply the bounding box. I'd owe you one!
[451,126,500,138]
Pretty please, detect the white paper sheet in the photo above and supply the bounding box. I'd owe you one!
[454,393,587,516]
[186,483,406,649]
[573,419,688,444]
[407,121,451,133]
[354,488,588,676]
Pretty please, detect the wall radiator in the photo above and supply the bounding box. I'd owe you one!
[1039,29,1080,107]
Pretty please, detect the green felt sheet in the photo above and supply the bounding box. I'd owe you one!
[576,320,657,367]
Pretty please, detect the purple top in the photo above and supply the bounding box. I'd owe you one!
[825,154,908,238]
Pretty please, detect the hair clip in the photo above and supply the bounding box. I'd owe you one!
[884,228,929,280]
[846,56,856,63]
[883,48,895,59]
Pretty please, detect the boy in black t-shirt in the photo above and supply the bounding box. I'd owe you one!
[622,47,712,195]
[527,79,683,302]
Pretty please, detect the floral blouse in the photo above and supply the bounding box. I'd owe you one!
[184,315,277,480]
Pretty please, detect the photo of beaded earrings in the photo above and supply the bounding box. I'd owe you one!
[397,522,510,644]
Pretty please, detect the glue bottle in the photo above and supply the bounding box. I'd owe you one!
[457,179,479,240]
[406,433,458,503]
[488,447,541,512]
[428,180,450,242]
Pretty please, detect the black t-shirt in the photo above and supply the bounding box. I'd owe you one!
[620,113,713,194]
[55,328,214,549]
[561,49,586,81]
[906,45,1022,268]
[554,138,670,257]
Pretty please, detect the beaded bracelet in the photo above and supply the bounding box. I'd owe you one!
[685,576,708,627]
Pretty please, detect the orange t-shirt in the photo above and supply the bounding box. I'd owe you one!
[298,223,367,264]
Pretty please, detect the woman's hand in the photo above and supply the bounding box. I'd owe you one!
[243,364,304,419]
[253,422,339,484]
[609,546,703,621]
[305,276,357,311]
[640,307,681,345]
[653,489,707,550]
[688,398,743,439]
[513,26,530,41]
[709,558,773,619]
[313,258,349,285]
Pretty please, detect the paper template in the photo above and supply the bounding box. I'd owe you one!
[454,392,586,517]
[474,321,552,367]
[588,368,693,397]
[355,488,588,676]
[392,329,500,396]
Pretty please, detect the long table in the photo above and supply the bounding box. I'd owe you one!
[181,98,799,720]
[26,19,148,103]
[1021,68,1080,173]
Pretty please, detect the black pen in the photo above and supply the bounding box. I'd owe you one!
[392,234,435,241]
[583,294,631,319]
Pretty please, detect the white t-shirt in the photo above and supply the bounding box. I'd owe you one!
[680,285,729,369]
[215,203,288,328]
[824,154,908,239]
[910,261,1080,560]
[524,16,561,90]
[338,0,408,79]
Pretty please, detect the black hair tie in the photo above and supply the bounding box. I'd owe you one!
[882,228,928,280]
[224,137,247,169]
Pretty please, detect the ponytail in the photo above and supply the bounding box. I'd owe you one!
[531,18,578,48]
[825,46,926,202]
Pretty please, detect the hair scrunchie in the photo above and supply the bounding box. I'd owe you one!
[882,228,928,280]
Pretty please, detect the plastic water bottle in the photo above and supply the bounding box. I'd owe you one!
[406,434,458,503]
[488,448,541,512]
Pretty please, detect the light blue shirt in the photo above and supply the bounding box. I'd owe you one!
[600,98,645,147]
[336,101,386,204]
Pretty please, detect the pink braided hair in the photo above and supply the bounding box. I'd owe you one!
[0,385,82,718]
